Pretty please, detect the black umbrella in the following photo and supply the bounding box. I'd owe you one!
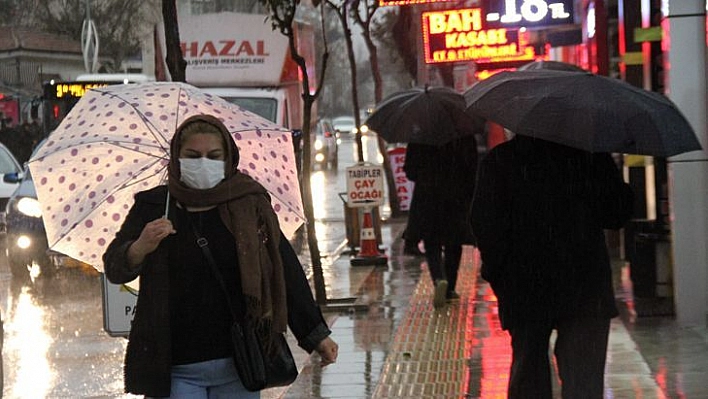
[365,86,483,146]
[464,70,702,157]
[517,60,587,72]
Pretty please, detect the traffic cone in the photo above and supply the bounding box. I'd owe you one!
[351,207,388,266]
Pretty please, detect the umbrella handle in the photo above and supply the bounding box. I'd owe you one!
[164,190,170,219]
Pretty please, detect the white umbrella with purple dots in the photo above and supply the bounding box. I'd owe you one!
[28,81,304,271]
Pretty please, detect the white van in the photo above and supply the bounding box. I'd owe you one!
[200,87,292,128]
[75,73,154,84]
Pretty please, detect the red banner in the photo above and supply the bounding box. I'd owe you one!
[387,147,415,212]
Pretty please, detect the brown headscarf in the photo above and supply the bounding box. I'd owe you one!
[167,114,288,337]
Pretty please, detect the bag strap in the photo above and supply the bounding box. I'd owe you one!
[187,213,239,322]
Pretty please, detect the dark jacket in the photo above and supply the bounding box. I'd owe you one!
[103,186,331,396]
[471,136,633,330]
[404,135,478,244]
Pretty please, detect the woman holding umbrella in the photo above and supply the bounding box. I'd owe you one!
[103,115,338,397]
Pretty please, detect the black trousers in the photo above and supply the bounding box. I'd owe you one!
[423,240,462,293]
[507,316,611,399]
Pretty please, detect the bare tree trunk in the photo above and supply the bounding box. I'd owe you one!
[364,28,401,216]
[328,1,364,163]
[354,0,402,216]
[300,102,326,304]
[162,0,186,82]
[153,25,168,81]
[262,0,329,305]
[288,38,325,303]
[342,8,365,163]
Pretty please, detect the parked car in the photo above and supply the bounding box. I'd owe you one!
[0,142,22,213]
[2,140,90,278]
[3,162,49,277]
[332,115,357,135]
[313,118,338,170]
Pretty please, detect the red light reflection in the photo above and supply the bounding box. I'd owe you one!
[466,249,512,399]
[479,304,511,398]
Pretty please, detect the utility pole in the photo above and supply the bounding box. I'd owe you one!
[81,0,99,73]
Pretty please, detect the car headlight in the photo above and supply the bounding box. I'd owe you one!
[16,235,32,249]
[360,125,369,133]
[314,139,324,150]
[17,197,42,218]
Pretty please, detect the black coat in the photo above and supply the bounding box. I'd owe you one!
[103,186,331,396]
[404,136,478,244]
[471,136,633,330]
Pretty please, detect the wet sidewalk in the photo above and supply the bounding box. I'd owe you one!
[274,217,708,399]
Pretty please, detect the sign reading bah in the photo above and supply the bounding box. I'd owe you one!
[380,0,574,28]
[483,0,575,29]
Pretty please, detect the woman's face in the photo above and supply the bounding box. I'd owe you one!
[179,133,225,160]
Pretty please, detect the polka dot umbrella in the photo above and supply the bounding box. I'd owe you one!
[28,82,304,271]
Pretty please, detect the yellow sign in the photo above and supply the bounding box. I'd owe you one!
[50,82,110,100]
[623,52,644,66]
[634,26,663,43]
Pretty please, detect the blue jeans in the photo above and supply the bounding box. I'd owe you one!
[159,357,260,399]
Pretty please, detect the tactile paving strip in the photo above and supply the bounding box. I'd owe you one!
[372,247,480,399]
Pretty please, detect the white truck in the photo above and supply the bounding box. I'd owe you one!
[177,11,315,132]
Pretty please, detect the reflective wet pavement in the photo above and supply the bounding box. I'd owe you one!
[275,216,708,399]
[1,131,706,398]
[0,268,130,398]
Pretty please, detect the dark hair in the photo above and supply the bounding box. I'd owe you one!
[178,120,227,151]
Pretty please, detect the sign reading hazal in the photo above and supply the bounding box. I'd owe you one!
[178,12,289,86]
[346,164,384,208]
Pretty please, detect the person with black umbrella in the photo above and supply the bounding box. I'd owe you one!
[470,134,634,398]
[404,134,478,308]
[365,85,482,306]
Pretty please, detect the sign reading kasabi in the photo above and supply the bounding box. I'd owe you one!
[387,147,415,212]
[422,8,535,64]
[346,164,384,208]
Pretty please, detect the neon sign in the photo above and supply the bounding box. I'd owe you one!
[483,0,574,29]
[381,0,574,28]
[379,0,453,6]
[47,82,110,100]
[422,8,536,64]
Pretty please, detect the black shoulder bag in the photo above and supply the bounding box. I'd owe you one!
[189,217,298,392]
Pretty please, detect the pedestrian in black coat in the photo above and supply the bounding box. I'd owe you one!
[404,134,478,308]
[103,115,338,397]
[471,135,633,399]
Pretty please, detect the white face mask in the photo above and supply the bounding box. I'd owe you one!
[179,157,225,189]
